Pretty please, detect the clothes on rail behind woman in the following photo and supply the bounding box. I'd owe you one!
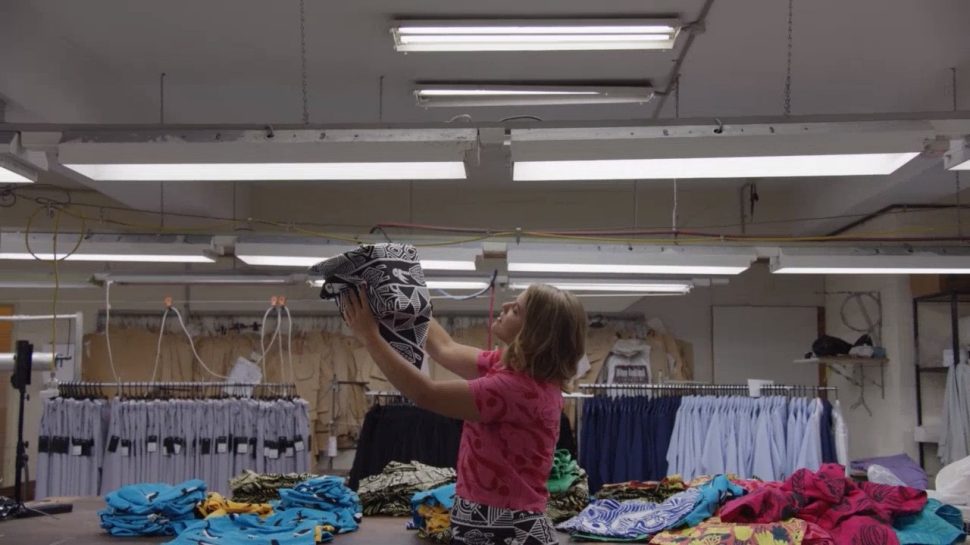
[666,396,835,482]
[579,394,682,493]
[35,397,108,499]
[348,403,577,490]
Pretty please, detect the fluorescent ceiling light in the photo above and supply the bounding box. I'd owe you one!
[510,279,692,294]
[0,280,93,289]
[414,84,654,107]
[0,157,37,183]
[0,233,215,263]
[238,242,481,271]
[311,279,489,290]
[507,245,755,276]
[944,140,970,171]
[94,274,298,285]
[62,162,467,181]
[514,153,920,181]
[391,19,681,51]
[771,249,970,275]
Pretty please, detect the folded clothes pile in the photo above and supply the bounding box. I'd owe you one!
[167,507,339,545]
[409,483,456,543]
[99,479,207,537]
[276,476,362,534]
[595,476,688,503]
[547,449,590,523]
[358,461,456,516]
[230,470,317,503]
[198,492,273,519]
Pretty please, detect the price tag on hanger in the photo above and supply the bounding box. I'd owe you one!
[294,437,305,452]
[147,436,159,453]
[71,442,82,456]
[216,437,228,455]
[120,440,130,457]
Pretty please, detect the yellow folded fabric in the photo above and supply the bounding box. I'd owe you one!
[198,492,274,519]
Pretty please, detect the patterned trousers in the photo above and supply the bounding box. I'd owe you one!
[451,497,558,545]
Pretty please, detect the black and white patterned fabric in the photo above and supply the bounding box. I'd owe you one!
[451,497,558,545]
[309,243,432,368]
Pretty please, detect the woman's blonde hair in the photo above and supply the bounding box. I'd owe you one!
[502,284,588,384]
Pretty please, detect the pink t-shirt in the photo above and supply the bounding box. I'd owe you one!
[455,349,563,513]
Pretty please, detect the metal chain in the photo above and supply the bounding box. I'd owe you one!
[954,68,963,236]
[784,0,794,116]
[299,0,309,125]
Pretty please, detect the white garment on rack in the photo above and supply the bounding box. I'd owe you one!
[832,400,849,471]
[601,339,652,385]
[940,362,970,466]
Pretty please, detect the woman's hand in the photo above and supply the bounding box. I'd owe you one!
[341,283,380,344]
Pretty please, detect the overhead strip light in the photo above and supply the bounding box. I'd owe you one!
[0,233,215,263]
[57,130,476,182]
[511,122,932,180]
[770,249,970,275]
[414,84,654,107]
[238,242,481,271]
[0,157,37,184]
[514,154,920,181]
[391,19,681,52]
[93,274,299,286]
[507,245,756,276]
[510,279,692,294]
[944,139,970,171]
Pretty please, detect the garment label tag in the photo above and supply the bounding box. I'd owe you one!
[71,444,82,456]
[236,443,248,455]
[174,443,182,455]
[285,446,295,457]
[120,445,130,457]
[216,441,228,454]
[294,440,305,452]
[265,447,279,460]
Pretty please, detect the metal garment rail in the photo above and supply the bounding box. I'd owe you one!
[57,381,299,399]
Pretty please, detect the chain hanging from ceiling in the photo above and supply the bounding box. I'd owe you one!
[299,0,310,125]
[784,0,794,116]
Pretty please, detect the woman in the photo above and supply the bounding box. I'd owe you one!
[341,283,587,545]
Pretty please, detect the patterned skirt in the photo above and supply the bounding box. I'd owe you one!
[451,497,558,545]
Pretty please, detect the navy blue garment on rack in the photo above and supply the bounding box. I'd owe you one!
[580,395,682,493]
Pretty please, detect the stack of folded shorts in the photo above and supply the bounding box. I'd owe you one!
[409,483,456,543]
[230,470,318,503]
[197,492,273,519]
[276,476,363,534]
[99,479,207,537]
[168,508,339,545]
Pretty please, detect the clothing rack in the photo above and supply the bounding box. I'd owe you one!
[365,391,411,405]
[57,381,298,400]
[579,383,838,399]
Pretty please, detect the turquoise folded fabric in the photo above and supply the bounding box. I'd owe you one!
[894,498,965,545]
[99,479,207,537]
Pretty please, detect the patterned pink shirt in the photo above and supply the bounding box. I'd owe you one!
[455,349,563,513]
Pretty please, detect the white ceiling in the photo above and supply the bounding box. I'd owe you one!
[3,0,969,125]
[1,0,969,237]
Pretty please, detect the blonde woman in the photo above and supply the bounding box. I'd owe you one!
[342,283,587,545]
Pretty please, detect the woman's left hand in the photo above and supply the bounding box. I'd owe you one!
[341,283,381,343]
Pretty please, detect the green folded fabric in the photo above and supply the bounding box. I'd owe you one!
[548,449,582,494]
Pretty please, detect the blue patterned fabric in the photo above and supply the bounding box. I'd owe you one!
[894,498,965,545]
[410,483,456,531]
[99,479,207,537]
[275,476,362,533]
[679,475,745,528]
[166,508,336,545]
[557,488,702,541]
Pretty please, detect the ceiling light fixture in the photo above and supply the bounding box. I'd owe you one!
[514,153,920,181]
[770,249,970,274]
[414,84,654,107]
[507,245,756,276]
[57,130,476,182]
[509,279,693,294]
[944,139,970,171]
[0,157,37,184]
[391,19,682,52]
[237,241,481,271]
[0,233,216,264]
[511,122,933,180]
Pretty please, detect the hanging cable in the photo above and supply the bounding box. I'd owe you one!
[486,278,497,349]
[170,305,227,379]
[256,304,283,376]
[276,305,286,383]
[433,270,499,301]
[151,306,171,382]
[103,281,121,383]
[283,304,296,384]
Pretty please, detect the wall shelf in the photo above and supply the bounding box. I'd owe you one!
[795,356,886,395]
